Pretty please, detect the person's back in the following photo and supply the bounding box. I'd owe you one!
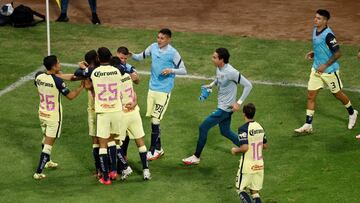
[232,103,267,203]
[238,121,265,174]
[35,72,65,122]
[91,65,122,113]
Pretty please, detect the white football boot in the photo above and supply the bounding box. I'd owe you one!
[45,160,58,169]
[147,148,164,161]
[294,123,313,133]
[182,155,200,165]
[120,166,133,180]
[33,173,46,180]
[348,110,358,129]
[143,169,151,180]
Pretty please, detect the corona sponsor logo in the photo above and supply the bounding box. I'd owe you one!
[94,71,118,77]
[249,129,264,136]
[36,79,54,87]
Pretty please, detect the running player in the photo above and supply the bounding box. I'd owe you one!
[33,55,84,180]
[182,47,252,165]
[295,9,357,133]
[131,28,187,160]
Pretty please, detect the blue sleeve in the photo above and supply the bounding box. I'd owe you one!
[52,75,70,96]
[325,33,340,53]
[238,123,249,145]
[74,67,94,78]
[125,63,135,74]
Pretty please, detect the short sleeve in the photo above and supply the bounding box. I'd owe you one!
[238,123,249,145]
[52,75,70,96]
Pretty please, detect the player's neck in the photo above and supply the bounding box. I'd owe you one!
[218,63,226,69]
[316,25,327,32]
[47,70,57,75]
[245,118,254,123]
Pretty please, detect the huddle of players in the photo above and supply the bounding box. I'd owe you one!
[33,46,151,185]
[32,28,267,202]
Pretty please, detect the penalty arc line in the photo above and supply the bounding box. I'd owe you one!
[1,62,360,97]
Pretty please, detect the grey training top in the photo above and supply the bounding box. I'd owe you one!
[215,64,252,112]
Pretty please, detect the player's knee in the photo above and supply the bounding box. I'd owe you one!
[42,144,52,155]
[199,122,210,133]
[219,126,231,136]
[151,117,161,125]
[138,145,147,153]
[307,92,316,101]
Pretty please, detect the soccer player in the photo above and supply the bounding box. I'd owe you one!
[88,47,125,185]
[81,50,102,178]
[231,103,268,203]
[131,28,187,160]
[108,53,150,180]
[112,55,151,180]
[182,48,253,165]
[33,55,84,180]
[113,47,139,158]
[295,9,357,133]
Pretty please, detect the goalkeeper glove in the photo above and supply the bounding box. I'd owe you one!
[199,85,212,101]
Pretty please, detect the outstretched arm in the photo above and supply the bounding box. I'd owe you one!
[66,81,84,100]
[131,45,151,61]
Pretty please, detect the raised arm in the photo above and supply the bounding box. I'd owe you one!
[66,81,84,100]
[131,45,151,61]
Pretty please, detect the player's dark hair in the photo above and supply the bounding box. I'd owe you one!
[215,47,230,63]
[243,103,256,119]
[84,49,98,66]
[97,47,112,63]
[110,56,121,66]
[159,28,172,38]
[316,9,330,20]
[117,46,129,55]
[43,55,58,70]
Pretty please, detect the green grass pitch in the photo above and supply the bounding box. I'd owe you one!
[0,23,359,202]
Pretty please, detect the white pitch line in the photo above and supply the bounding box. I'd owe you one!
[0,66,44,97]
[1,62,360,97]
